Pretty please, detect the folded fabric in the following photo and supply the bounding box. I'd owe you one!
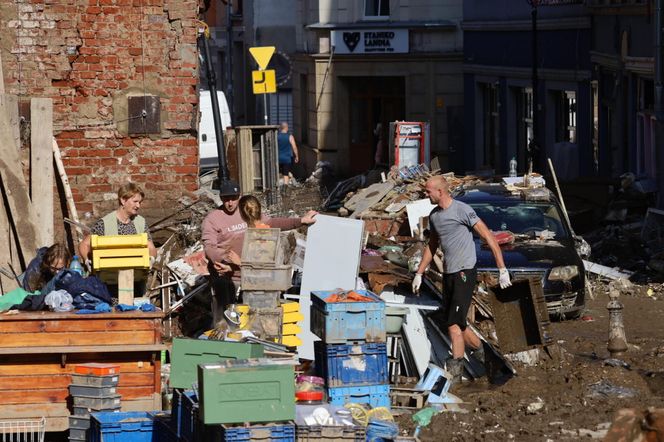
[76,302,111,314]
[115,304,138,312]
[140,303,156,312]
[0,287,32,312]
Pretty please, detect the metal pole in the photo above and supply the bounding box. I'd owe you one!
[530,3,539,174]
[656,0,663,118]
[263,93,268,125]
[226,0,234,119]
[199,32,229,182]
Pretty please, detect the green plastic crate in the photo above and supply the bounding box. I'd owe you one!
[198,358,296,425]
[170,338,264,389]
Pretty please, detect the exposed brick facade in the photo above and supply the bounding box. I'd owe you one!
[1,0,202,221]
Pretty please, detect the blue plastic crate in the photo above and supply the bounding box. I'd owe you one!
[155,415,178,442]
[89,411,155,442]
[206,421,296,441]
[315,342,388,387]
[310,290,386,344]
[170,388,195,437]
[328,384,391,409]
[180,389,200,442]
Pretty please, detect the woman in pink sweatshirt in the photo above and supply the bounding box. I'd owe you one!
[201,180,317,325]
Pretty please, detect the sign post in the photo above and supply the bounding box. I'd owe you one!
[249,46,276,125]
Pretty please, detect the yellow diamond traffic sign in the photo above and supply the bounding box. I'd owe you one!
[252,69,276,94]
[249,46,276,70]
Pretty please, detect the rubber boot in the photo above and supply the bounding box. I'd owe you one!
[446,358,464,385]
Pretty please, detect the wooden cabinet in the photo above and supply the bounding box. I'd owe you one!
[0,311,165,432]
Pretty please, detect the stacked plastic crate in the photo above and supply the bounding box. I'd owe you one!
[169,338,265,441]
[240,228,302,348]
[198,358,297,441]
[310,289,391,408]
[68,364,121,442]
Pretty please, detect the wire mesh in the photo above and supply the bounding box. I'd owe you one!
[0,418,45,442]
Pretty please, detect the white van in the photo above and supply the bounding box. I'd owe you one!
[199,89,232,172]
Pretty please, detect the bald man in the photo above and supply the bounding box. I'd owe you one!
[413,175,511,384]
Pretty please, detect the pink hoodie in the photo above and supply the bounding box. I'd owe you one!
[201,208,301,279]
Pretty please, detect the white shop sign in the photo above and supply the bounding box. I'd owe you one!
[331,29,409,54]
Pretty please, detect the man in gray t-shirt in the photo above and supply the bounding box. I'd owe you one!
[412,176,511,384]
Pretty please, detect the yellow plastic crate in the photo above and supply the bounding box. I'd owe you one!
[92,247,150,271]
[91,233,148,249]
[283,312,304,324]
[281,335,302,347]
[282,324,301,335]
[281,301,299,314]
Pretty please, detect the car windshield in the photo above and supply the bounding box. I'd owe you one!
[468,201,570,239]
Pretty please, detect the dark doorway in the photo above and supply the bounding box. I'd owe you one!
[345,76,405,174]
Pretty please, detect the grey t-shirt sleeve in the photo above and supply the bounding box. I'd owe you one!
[458,202,480,229]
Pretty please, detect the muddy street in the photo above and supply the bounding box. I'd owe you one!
[400,283,664,441]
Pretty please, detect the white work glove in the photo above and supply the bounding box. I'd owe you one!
[412,273,423,295]
[498,268,512,289]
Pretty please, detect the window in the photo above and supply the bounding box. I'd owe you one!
[555,90,576,143]
[364,0,390,18]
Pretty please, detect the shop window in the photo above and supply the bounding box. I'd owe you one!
[555,90,576,143]
[482,83,500,169]
[364,0,389,18]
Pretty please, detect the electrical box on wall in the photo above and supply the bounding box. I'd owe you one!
[127,95,161,135]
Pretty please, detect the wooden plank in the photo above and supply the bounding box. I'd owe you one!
[0,344,165,354]
[0,311,162,321]
[0,385,155,405]
[0,403,67,419]
[0,357,159,375]
[0,330,157,348]
[30,98,54,246]
[0,372,154,390]
[238,127,254,193]
[118,268,134,305]
[0,94,20,293]
[0,94,40,268]
[0,318,158,333]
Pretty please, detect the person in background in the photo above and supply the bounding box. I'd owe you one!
[78,182,157,263]
[239,195,270,229]
[22,243,71,293]
[202,180,317,325]
[277,122,299,186]
[412,175,511,385]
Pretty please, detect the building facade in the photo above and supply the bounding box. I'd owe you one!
[292,0,464,176]
[463,1,592,179]
[589,0,658,183]
[0,0,201,221]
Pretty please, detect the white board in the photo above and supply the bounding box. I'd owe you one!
[406,199,435,236]
[298,215,364,360]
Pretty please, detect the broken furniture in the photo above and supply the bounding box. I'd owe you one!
[487,278,553,353]
[91,233,151,305]
[0,310,164,432]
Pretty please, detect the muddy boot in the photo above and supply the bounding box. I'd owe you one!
[446,358,464,385]
[471,344,486,365]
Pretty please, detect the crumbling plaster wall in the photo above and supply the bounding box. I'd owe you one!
[0,0,202,221]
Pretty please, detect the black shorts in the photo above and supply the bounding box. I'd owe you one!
[279,162,293,176]
[441,267,477,330]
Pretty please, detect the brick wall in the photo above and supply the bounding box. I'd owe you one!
[1,0,202,222]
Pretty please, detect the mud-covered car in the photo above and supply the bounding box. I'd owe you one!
[455,183,589,318]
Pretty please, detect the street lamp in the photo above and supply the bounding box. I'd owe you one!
[526,0,540,174]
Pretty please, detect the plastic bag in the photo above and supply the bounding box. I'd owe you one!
[45,289,74,312]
